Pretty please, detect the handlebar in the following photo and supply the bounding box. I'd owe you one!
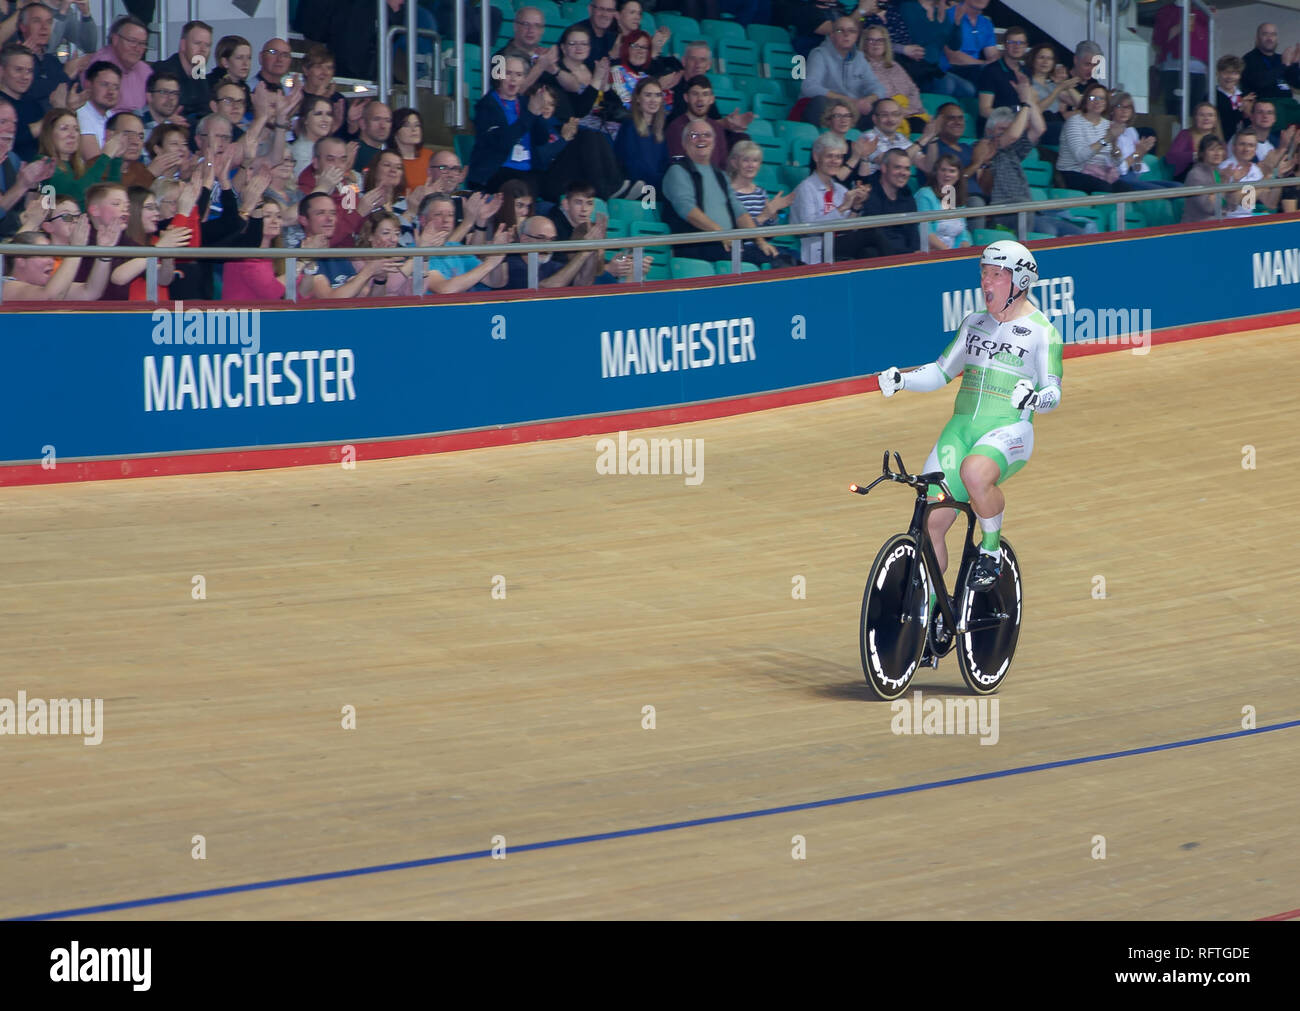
[850,450,953,499]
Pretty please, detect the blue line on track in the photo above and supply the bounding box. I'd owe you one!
[15,718,1299,920]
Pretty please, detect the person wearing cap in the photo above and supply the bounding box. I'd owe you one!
[876,239,1063,660]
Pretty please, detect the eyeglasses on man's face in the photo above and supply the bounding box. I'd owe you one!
[151,87,181,98]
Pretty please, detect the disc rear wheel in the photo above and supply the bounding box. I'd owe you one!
[954,540,1022,695]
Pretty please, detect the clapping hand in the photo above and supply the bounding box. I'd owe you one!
[16,156,55,190]
[250,81,275,120]
[418,222,450,247]
[149,148,184,177]
[239,167,274,213]
[346,97,371,132]
[763,189,795,218]
[18,199,47,233]
[157,224,193,248]
[359,185,388,215]
[527,89,549,117]
[478,192,503,226]
[853,134,878,161]
[1136,134,1157,157]
[69,214,91,247]
[102,131,126,159]
[177,173,204,216]
[844,182,871,211]
[97,215,125,248]
[561,117,579,142]
[317,164,345,195]
[280,85,305,121]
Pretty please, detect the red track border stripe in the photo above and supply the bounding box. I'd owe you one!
[5,308,1300,488]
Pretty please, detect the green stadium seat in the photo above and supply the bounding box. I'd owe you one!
[751,93,792,121]
[972,227,1014,244]
[592,197,608,220]
[763,42,796,78]
[671,258,715,279]
[919,93,952,117]
[701,18,745,43]
[747,24,791,49]
[1026,232,1053,241]
[607,197,655,222]
[655,14,700,42]
[781,164,807,189]
[746,118,774,136]
[644,262,672,281]
[453,133,475,164]
[629,220,672,261]
[604,218,631,239]
[1048,187,1087,202]
[1022,162,1053,187]
[752,134,789,166]
[747,77,784,98]
[778,78,802,104]
[1065,204,1115,232]
[640,12,655,32]
[788,135,813,167]
[1139,198,1177,227]
[705,72,733,92]
[718,39,760,77]
[754,165,783,193]
[712,84,744,116]
[1028,186,1049,203]
[775,120,818,144]
[1142,154,1173,181]
[529,0,563,25]
[714,261,762,274]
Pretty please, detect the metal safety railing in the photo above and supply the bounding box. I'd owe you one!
[1,176,1294,305]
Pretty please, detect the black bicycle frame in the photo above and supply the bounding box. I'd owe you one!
[852,451,1004,637]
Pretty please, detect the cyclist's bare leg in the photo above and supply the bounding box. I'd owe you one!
[961,456,1005,528]
[926,506,959,574]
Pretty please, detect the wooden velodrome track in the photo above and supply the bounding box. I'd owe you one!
[3,325,1298,921]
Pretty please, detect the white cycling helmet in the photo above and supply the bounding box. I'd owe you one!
[980,240,1037,308]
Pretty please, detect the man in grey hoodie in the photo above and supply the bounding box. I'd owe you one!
[801,16,884,130]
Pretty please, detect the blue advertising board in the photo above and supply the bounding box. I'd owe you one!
[3,216,1299,469]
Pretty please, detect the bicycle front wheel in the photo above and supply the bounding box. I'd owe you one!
[860,533,930,701]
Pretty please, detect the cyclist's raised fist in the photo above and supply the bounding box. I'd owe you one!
[879,368,904,397]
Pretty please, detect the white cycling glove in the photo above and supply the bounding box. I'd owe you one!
[1011,378,1038,410]
[878,367,904,397]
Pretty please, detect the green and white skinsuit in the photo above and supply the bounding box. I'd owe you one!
[904,307,1064,501]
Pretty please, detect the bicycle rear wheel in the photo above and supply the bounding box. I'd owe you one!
[955,539,1022,695]
[860,533,931,700]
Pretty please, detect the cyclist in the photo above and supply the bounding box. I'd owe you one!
[877,240,1062,621]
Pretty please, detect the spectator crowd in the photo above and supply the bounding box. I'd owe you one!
[2,0,1298,301]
